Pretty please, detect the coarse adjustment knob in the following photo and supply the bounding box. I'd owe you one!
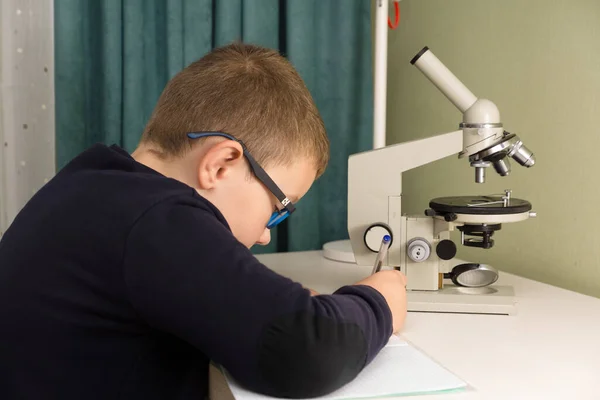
[364,224,393,252]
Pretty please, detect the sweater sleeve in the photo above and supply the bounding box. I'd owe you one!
[122,198,392,398]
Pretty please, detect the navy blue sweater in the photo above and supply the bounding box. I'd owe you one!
[0,144,392,400]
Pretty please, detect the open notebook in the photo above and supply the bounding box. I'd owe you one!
[223,335,468,400]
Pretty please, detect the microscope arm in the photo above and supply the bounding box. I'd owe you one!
[348,130,462,266]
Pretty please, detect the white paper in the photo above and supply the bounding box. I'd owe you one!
[224,335,467,400]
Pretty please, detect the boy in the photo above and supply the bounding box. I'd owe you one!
[0,43,407,400]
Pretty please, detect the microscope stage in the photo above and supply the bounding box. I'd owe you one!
[428,195,533,224]
[429,195,531,215]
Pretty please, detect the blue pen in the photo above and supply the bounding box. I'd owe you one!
[372,235,391,275]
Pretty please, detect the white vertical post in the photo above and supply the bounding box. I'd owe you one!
[373,0,388,149]
[0,0,55,236]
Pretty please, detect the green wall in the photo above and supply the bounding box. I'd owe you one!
[384,0,600,297]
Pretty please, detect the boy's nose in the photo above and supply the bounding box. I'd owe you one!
[256,228,271,246]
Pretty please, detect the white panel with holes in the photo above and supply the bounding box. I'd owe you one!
[0,0,55,236]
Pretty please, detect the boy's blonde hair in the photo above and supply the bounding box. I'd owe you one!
[140,42,329,177]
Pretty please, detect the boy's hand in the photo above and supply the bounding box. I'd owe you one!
[354,270,407,333]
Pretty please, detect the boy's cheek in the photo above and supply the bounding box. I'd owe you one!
[254,227,271,246]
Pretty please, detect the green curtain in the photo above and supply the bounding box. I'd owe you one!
[55,0,372,254]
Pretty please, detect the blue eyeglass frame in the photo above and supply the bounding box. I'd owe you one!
[187,132,296,229]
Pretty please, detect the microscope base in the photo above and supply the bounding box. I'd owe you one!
[407,285,516,315]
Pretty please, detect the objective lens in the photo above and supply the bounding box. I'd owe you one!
[492,158,511,176]
[510,141,535,167]
[475,167,485,183]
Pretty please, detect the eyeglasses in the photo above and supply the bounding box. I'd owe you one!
[186,132,296,229]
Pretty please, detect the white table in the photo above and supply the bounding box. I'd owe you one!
[232,250,600,400]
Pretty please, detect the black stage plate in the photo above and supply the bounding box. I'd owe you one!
[429,195,532,215]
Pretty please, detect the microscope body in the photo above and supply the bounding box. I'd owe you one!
[347,47,535,294]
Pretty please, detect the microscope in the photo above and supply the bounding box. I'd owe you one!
[341,47,536,315]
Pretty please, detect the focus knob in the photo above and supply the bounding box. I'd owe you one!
[364,224,393,252]
[407,238,431,262]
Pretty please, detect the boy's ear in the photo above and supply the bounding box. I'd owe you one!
[197,140,245,190]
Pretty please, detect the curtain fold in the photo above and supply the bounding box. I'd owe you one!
[55,0,373,254]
